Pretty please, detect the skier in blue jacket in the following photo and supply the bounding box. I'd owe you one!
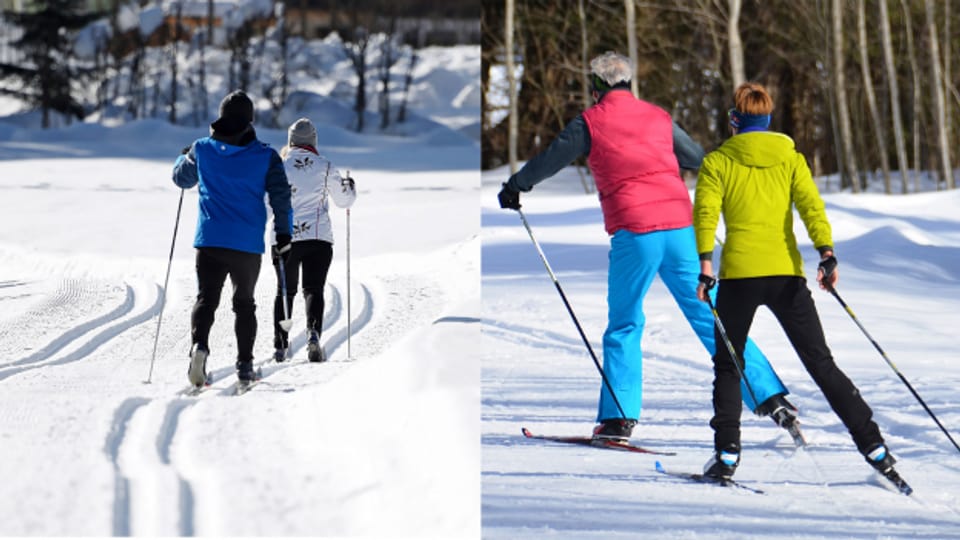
[173,90,292,387]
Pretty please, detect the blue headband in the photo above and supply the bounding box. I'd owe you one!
[729,108,771,131]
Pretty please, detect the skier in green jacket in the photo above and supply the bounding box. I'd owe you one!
[693,82,902,483]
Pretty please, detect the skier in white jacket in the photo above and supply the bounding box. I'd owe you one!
[271,117,357,362]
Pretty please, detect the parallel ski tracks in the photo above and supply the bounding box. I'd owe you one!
[104,280,375,536]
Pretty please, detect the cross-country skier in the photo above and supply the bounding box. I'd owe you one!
[173,90,292,387]
[269,118,356,363]
[497,51,800,443]
[694,82,900,482]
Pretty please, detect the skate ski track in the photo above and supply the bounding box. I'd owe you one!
[0,266,415,536]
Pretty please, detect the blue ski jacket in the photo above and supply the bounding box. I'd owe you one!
[173,128,292,254]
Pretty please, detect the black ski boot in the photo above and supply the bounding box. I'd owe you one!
[236,360,261,384]
[307,330,325,363]
[703,444,741,480]
[273,348,287,363]
[864,444,913,495]
[756,394,806,447]
[591,418,637,443]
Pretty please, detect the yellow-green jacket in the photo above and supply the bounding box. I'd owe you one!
[693,131,832,279]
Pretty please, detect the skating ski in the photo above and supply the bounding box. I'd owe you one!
[181,373,213,396]
[234,368,263,396]
[875,467,913,495]
[654,461,765,494]
[521,427,676,456]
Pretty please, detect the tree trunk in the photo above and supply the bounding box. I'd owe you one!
[856,0,891,193]
[880,0,912,194]
[899,0,922,192]
[577,0,593,194]
[727,0,745,88]
[925,0,953,189]
[506,0,518,174]
[832,0,860,192]
[624,0,638,96]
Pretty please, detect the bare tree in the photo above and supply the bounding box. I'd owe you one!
[900,0,922,192]
[343,26,370,132]
[576,0,593,194]
[856,0,891,193]
[832,0,860,191]
[506,0,518,173]
[726,0,745,88]
[397,28,420,124]
[169,1,183,124]
[625,0,638,96]
[879,0,912,193]
[924,0,953,189]
[378,19,401,130]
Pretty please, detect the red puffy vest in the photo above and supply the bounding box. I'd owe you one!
[582,90,692,235]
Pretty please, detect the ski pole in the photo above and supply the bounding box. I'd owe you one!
[146,188,184,384]
[516,208,628,421]
[823,278,960,455]
[346,170,353,361]
[704,292,760,408]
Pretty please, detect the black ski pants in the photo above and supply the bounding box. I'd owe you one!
[191,247,261,364]
[710,276,884,456]
[272,240,333,349]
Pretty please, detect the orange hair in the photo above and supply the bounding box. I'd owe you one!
[733,82,773,115]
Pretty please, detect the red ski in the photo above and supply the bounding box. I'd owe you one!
[521,427,676,456]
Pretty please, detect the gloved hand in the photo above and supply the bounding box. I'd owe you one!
[696,273,717,303]
[817,254,838,290]
[273,234,292,262]
[181,145,191,155]
[341,175,355,192]
[498,183,521,210]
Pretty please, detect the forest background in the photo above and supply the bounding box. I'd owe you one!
[481,0,960,195]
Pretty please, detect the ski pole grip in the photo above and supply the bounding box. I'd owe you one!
[698,273,717,291]
[818,255,838,279]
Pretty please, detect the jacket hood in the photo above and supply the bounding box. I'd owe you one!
[209,124,258,152]
[717,131,797,168]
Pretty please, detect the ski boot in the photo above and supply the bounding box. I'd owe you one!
[756,394,806,447]
[307,330,325,363]
[187,344,209,388]
[865,444,913,495]
[591,418,637,443]
[273,347,287,363]
[703,444,741,480]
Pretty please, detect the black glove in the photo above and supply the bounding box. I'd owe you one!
[273,234,292,262]
[181,145,191,155]
[818,255,838,280]
[698,273,717,291]
[498,183,521,210]
[341,176,355,191]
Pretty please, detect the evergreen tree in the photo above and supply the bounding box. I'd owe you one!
[0,0,101,128]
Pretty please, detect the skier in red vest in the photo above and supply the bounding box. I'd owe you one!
[498,51,799,443]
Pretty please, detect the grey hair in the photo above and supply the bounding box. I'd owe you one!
[590,51,633,86]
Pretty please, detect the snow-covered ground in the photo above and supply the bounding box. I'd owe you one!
[0,46,480,536]
[481,165,960,538]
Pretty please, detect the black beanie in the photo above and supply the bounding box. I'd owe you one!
[219,90,253,122]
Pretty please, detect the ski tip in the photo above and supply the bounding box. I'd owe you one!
[655,461,664,473]
[521,427,532,437]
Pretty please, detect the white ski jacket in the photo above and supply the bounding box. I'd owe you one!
[271,146,356,245]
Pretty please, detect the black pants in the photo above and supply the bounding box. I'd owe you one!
[272,240,333,349]
[711,276,884,455]
[192,247,261,364]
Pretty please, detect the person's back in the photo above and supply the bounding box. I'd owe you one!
[582,90,692,235]
[172,90,292,387]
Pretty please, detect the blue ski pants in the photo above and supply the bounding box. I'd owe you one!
[596,226,788,422]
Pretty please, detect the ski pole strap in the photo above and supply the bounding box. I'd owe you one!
[698,273,717,291]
